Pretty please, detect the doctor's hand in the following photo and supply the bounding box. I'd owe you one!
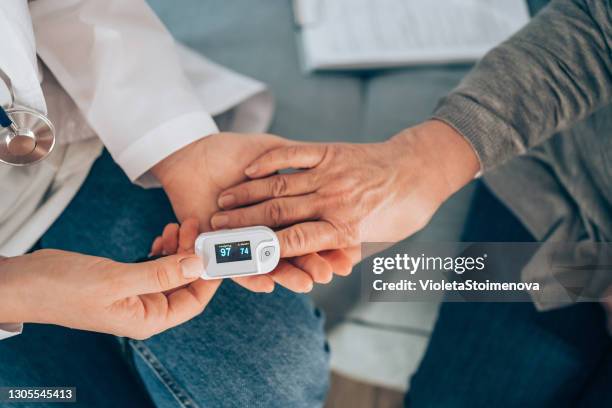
[150,133,357,293]
[150,217,359,293]
[0,250,219,339]
[211,121,479,257]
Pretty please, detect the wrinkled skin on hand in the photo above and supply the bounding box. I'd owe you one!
[152,133,359,293]
[212,121,479,257]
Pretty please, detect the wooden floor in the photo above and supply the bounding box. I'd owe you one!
[324,372,405,408]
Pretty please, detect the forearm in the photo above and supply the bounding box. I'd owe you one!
[434,0,612,172]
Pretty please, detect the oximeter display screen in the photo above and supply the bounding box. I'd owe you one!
[214,241,252,263]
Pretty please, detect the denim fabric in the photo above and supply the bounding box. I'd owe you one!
[129,281,329,408]
[406,183,612,407]
[0,325,153,408]
[11,150,330,408]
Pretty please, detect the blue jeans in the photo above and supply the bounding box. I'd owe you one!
[406,183,612,407]
[0,150,329,408]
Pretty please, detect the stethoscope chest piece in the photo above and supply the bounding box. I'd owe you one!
[0,106,55,166]
[0,67,56,166]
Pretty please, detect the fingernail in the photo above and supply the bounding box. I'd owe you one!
[211,214,229,229]
[218,194,235,208]
[245,164,258,176]
[180,256,203,278]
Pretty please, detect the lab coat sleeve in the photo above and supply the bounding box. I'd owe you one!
[0,1,46,341]
[0,1,45,112]
[29,0,219,185]
[0,323,23,340]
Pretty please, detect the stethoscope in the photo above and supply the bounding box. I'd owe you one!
[0,67,55,166]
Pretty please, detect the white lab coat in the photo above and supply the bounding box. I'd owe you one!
[0,0,274,339]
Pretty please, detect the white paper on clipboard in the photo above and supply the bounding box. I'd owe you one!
[294,0,530,71]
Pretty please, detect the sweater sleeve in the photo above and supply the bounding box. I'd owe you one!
[433,0,612,171]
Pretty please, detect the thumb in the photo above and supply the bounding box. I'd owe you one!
[121,254,205,296]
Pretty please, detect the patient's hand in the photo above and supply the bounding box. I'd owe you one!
[150,217,358,293]
[211,121,479,257]
[150,134,357,292]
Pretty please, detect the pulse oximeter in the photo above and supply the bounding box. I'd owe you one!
[195,226,280,279]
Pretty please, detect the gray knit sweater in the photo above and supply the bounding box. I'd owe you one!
[434,0,611,309]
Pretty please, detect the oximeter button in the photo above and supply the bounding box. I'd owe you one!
[260,246,276,262]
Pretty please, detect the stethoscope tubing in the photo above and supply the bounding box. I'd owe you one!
[0,105,13,128]
[0,67,16,129]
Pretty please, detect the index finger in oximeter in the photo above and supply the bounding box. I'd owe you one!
[195,226,280,279]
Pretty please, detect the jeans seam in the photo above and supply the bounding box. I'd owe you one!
[129,340,200,408]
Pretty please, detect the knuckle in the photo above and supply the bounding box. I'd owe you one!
[319,144,333,164]
[331,220,359,247]
[236,211,251,227]
[285,145,301,161]
[285,227,308,252]
[239,187,251,204]
[310,194,328,216]
[153,263,173,290]
[265,201,285,226]
[270,175,289,197]
[309,170,321,188]
[335,174,361,196]
[315,192,338,214]
[337,190,355,208]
